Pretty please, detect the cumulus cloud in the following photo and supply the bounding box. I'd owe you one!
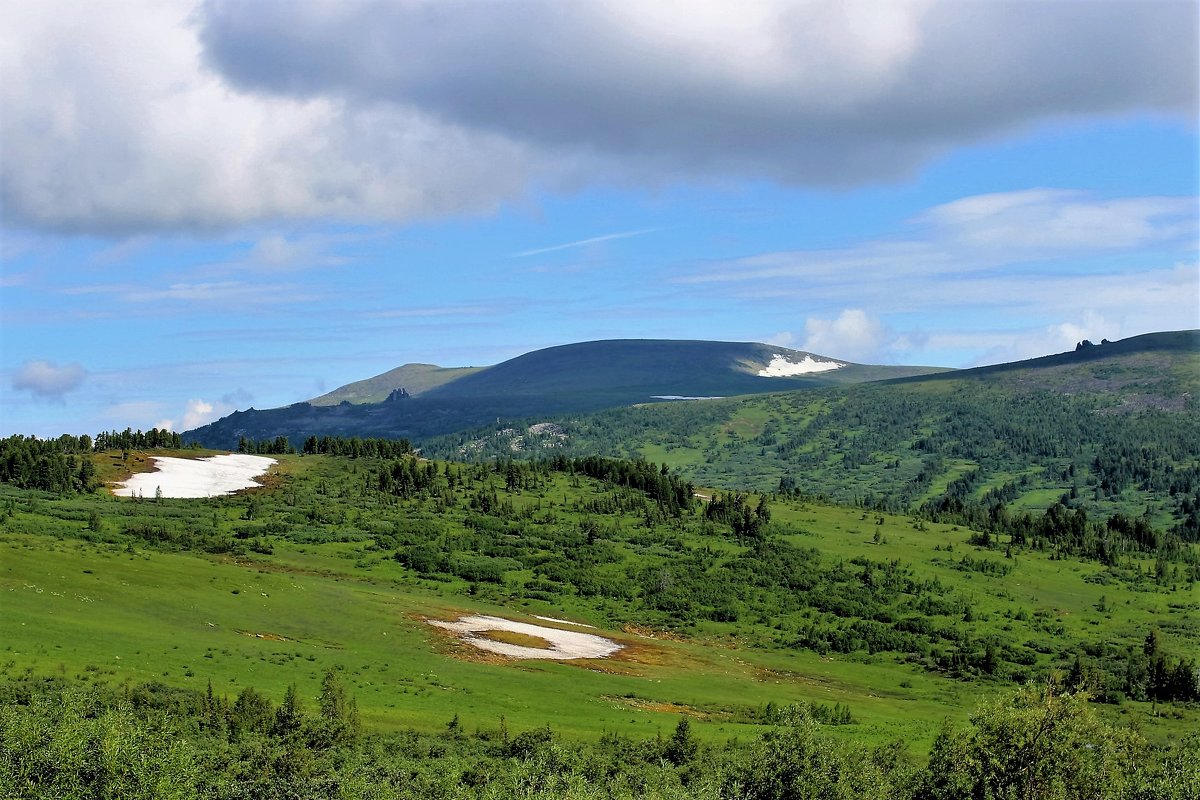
[155,399,226,432]
[12,360,87,399]
[201,0,1195,183]
[181,399,218,430]
[2,0,1195,234]
[1,0,534,234]
[799,309,890,362]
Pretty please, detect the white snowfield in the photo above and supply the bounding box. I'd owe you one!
[757,354,844,377]
[428,615,622,660]
[114,454,277,499]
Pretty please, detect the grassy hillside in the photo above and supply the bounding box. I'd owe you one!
[310,364,484,406]
[2,451,1197,753]
[427,331,1200,535]
[886,329,1200,387]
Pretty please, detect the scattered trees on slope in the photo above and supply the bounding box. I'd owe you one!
[1,674,1193,799]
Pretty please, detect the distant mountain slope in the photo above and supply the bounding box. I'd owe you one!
[310,364,483,406]
[424,330,1199,532]
[420,339,944,400]
[184,339,947,448]
[886,329,1200,387]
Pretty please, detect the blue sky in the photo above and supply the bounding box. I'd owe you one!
[2,0,1198,438]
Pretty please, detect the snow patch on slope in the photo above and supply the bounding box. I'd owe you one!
[757,354,844,377]
[428,615,621,659]
[114,454,276,498]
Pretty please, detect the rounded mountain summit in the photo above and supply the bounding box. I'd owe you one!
[184,339,946,449]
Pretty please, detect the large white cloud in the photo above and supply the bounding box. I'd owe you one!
[2,0,1195,235]
[1,0,536,234]
[799,309,889,363]
[157,398,223,432]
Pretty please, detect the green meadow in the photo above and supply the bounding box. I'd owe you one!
[0,530,969,749]
[2,450,1196,756]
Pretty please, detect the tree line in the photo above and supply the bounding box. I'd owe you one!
[1,431,187,494]
[301,435,414,458]
[0,435,100,494]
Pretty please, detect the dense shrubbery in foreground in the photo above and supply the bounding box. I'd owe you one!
[0,675,1195,799]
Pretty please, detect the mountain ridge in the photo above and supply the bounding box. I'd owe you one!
[185,338,947,448]
[184,332,1196,453]
[414,329,1198,533]
[417,339,945,399]
[309,364,484,406]
[882,329,1200,385]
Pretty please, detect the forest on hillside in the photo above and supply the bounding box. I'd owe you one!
[424,377,1200,546]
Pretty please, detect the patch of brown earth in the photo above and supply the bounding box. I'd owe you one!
[236,629,292,642]
[606,696,713,718]
[248,469,286,492]
[419,614,525,665]
[476,629,553,649]
[219,556,340,579]
[621,622,688,642]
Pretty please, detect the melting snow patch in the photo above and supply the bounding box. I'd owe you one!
[757,354,844,377]
[428,615,621,660]
[114,454,276,499]
[533,615,595,628]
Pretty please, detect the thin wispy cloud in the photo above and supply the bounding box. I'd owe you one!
[918,190,1197,251]
[682,190,1198,286]
[63,280,316,306]
[514,229,657,258]
[364,303,516,319]
[193,231,368,277]
[0,270,32,289]
[91,236,152,267]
